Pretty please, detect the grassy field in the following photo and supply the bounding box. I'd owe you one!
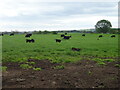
[1,33,119,63]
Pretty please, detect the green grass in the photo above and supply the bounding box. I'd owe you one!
[20,64,33,69]
[1,33,118,63]
[114,64,120,67]
[92,58,115,65]
[33,67,42,71]
[0,66,7,72]
[26,61,36,65]
[97,62,106,65]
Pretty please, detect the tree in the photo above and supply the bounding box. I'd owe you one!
[95,19,112,33]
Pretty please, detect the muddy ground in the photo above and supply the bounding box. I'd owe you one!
[2,59,120,88]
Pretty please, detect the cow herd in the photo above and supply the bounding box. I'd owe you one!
[96,34,116,40]
[60,33,72,39]
[0,33,14,36]
[0,33,117,43]
[25,34,35,43]
[0,33,117,52]
[55,33,72,43]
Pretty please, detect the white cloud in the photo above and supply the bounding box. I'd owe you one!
[0,1,118,31]
[0,1,64,17]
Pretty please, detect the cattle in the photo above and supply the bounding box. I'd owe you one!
[26,39,35,43]
[25,34,32,38]
[98,35,103,38]
[61,34,65,37]
[55,39,61,43]
[65,33,67,35]
[31,39,35,43]
[82,34,85,36]
[72,47,81,51]
[26,39,30,43]
[0,34,4,36]
[10,33,14,36]
[63,36,71,39]
[111,35,116,38]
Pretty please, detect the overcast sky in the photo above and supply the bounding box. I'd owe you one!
[0,0,118,32]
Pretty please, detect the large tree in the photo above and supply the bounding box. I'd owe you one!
[95,19,112,33]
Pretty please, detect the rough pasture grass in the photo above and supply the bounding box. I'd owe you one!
[2,33,118,63]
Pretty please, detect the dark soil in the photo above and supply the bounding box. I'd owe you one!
[2,59,120,88]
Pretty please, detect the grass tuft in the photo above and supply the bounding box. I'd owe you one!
[20,64,33,69]
[33,67,42,71]
[0,66,7,72]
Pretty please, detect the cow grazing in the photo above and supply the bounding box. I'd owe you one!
[72,47,81,51]
[10,33,14,36]
[25,34,32,38]
[0,34,4,36]
[31,39,35,43]
[98,35,103,38]
[61,34,65,37]
[111,35,116,38]
[26,39,35,43]
[26,39,30,43]
[63,36,71,39]
[65,33,67,35]
[82,34,85,36]
[55,39,61,43]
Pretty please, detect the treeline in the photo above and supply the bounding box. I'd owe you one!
[0,28,119,35]
[32,28,119,34]
[109,28,120,34]
[32,30,95,34]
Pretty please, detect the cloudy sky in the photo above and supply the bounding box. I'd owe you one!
[0,0,119,32]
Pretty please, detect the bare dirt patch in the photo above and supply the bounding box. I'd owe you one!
[2,59,120,88]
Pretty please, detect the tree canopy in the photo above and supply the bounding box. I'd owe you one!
[95,19,112,33]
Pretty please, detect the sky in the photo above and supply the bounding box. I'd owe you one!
[0,0,119,32]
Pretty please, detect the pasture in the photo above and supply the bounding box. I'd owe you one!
[1,33,120,88]
[2,33,118,63]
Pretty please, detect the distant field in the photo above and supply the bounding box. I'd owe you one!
[1,33,119,63]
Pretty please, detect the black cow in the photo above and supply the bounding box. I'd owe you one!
[61,34,65,37]
[72,47,81,51]
[25,34,32,38]
[26,39,35,43]
[55,39,61,43]
[98,35,103,38]
[65,33,67,35]
[31,39,35,43]
[111,35,116,38]
[82,34,85,36]
[63,36,71,39]
[10,33,14,36]
[0,34,4,36]
[26,39,30,43]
